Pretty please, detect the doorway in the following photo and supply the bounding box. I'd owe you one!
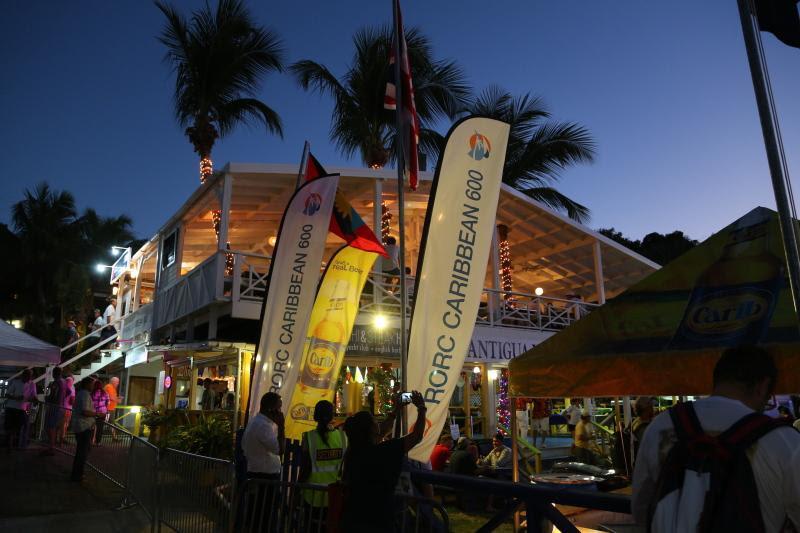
[128,376,157,406]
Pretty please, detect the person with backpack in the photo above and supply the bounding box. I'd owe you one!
[632,345,800,532]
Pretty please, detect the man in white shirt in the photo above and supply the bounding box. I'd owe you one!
[103,298,116,325]
[632,346,800,532]
[243,392,284,477]
[242,392,285,527]
[4,369,33,449]
[90,309,105,338]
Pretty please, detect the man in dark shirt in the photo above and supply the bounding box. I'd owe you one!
[447,437,477,476]
[341,391,427,532]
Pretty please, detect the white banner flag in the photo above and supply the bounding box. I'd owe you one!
[406,117,509,462]
[248,174,340,420]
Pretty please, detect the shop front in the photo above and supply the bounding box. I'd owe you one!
[339,322,553,439]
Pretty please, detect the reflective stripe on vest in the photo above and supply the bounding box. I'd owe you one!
[307,428,345,477]
[304,428,346,507]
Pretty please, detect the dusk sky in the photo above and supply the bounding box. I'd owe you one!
[2,0,799,242]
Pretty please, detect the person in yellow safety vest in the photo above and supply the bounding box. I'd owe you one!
[299,400,346,508]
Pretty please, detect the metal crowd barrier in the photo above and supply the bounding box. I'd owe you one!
[410,470,631,533]
[232,478,449,533]
[157,448,235,533]
[126,436,160,523]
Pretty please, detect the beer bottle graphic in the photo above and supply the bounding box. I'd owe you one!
[670,215,783,349]
[299,280,350,390]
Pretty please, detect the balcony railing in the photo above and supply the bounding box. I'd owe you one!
[153,250,597,333]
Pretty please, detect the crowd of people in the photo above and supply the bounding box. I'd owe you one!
[3,370,122,481]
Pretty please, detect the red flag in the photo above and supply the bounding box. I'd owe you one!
[304,153,328,181]
[384,0,420,191]
[304,152,387,257]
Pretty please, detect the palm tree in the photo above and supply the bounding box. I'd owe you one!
[12,183,80,338]
[291,26,470,169]
[468,87,595,223]
[156,0,285,183]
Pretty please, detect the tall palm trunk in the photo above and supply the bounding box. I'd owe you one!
[188,120,219,184]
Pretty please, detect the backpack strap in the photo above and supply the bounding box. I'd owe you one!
[668,401,705,442]
[717,411,791,452]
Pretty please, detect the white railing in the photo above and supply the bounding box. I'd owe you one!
[146,250,596,334]
[358,275,597,332]
[229,251,271,302]
[478,289,597,330]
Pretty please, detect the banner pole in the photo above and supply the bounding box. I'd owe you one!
[737,0,800,324]
[295,140,311,189]
[392,0,409,434]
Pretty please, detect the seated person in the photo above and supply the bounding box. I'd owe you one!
[574,410,606,466]
[447,437,477,476]
[479,433,512,469]
[430,434,453,472]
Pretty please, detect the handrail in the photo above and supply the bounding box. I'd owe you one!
[30,333,119,384]
[483,287,600,308]
[228,249,272,261]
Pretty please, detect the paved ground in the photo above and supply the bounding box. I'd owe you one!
[0,442,152,532]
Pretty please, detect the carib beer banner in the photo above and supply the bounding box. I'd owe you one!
[284,245,378,440]
[509,206,800,397]
[406,117,510,462]
[248,174,340,421]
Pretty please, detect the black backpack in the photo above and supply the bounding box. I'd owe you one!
[647,401,790,533]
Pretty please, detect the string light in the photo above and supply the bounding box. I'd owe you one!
[211,209,233,275]
[200,157,213,184]
[381,201,393,244]
[497,224,514,306]
[497,368,510,435]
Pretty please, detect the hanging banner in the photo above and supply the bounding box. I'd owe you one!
[406,116,509,462]
[248,174,340,421]
[285,245,378,440]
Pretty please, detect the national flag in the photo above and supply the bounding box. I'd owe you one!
[384,0,421,191]
[304,152,328,181]
[755,0,800,48]
[304,152,387,257]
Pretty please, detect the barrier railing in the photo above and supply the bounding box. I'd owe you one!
[232,477,450,533]
[409,470,631,533]
[158,448,235,533]
[125,437,160,523]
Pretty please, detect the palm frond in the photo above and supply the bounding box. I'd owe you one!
[519,187,591,223]
[216,98,283,137]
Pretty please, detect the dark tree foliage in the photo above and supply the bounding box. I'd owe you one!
[599,227,698,266]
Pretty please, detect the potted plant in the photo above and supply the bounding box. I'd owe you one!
[141,405,172,443]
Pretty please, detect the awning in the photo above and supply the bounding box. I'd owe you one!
[509,207,800,397]
[0,321,60,366]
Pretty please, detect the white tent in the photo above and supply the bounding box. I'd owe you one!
[0,321,60,366]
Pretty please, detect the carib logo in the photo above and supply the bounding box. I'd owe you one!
[303,193,322,216]
[468,131,491,161]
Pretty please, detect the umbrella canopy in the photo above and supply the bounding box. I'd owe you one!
[509,207,800,397]
[0,320,60,366]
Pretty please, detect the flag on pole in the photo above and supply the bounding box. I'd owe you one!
[248,174,340,420]
[405,116,510,462]
[755,0,800,48]
[304,152,388,257]
[304,152,328,182]
[284,245,380,440]
[384,0,421,191]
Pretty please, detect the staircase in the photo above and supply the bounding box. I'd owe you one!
[69,347,126,383]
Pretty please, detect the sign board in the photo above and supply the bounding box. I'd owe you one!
[110,247,132,283]
[123,304,153,368]
[345,323,552,364]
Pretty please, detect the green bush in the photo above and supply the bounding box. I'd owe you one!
[165,415,233,459]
